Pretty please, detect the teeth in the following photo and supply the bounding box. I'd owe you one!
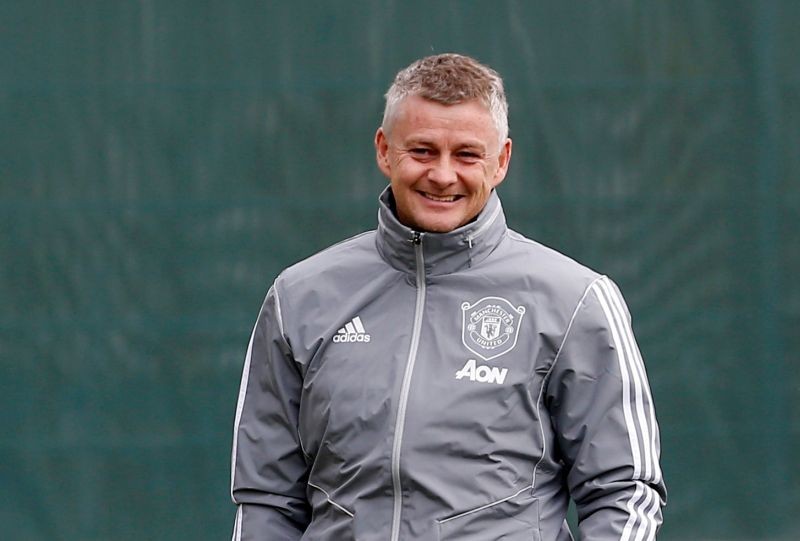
[423,193,457,202]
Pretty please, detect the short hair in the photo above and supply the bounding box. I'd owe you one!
[381,53,509,147]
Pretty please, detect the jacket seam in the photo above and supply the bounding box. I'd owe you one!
[273,280,311,459]
[230,290,271,503]
[308,482,355,517]
[531,275,605,490]
[436,484,533,524]
[271,283,286,339]
[504,229,535,246]
[549,275,606,382]
[301,230,375,262]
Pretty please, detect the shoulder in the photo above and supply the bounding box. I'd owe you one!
[493,228,611,333]
[502,228,601,297]
[275,229,380,292]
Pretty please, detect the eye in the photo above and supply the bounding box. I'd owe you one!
[457,151,481,162]
[409,147,435,159]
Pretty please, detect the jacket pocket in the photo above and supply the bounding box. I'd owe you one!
[303,482,355,541]
[437,492,540,541]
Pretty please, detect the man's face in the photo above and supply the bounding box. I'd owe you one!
[375,95,512,233]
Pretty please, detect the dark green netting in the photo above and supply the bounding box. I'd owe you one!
[1,1,797,539]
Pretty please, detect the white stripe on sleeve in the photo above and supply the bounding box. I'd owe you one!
[231,505,242,541]
[591,277,661,541]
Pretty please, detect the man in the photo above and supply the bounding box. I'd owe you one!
[231,53,666,540]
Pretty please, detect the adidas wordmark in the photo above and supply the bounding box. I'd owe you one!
[333,316,371,343]
[455,359,508,384]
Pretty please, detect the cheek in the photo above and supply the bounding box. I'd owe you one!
[466,179,494,210]
[480,163,500,183]
[392,161,421,183]
[390,175,415,195]
[468,170,494,193]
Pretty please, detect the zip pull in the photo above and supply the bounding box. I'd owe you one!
[411,231,422,245]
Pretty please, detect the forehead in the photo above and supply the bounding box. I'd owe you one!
[392,96,498,147]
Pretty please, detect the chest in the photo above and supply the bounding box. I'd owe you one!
[295,274,560,458]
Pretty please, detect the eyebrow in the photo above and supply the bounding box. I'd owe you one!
[403,137,488,152]
[402,137,435,147]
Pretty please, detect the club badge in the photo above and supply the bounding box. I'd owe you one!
[461,297,526,361]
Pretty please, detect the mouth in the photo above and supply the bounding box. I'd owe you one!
[419,191,462,203]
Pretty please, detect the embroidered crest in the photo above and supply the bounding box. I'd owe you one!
[461,297,526,361]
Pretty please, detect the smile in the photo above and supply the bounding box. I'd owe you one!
[420,192,461,203]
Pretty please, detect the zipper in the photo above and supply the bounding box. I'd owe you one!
[390,231,426,541]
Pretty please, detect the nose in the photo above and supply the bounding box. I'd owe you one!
[427,155,458,186]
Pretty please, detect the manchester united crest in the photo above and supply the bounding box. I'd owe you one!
[461,297,526,361]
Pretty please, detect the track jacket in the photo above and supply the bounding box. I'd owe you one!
[231,187,666,541]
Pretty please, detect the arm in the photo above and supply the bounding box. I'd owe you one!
[230,283,310,541]
[546,276,666,540]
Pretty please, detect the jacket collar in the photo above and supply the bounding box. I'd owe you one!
[375,186,507,277]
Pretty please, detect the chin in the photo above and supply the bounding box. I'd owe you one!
[417,218,462,233]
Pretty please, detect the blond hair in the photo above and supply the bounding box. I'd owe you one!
[381,53,509,146]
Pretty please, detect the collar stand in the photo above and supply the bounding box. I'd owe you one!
[375,186,507,276]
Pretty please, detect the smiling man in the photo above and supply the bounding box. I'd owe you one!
[375,94,511,233]
[231,54,666,541]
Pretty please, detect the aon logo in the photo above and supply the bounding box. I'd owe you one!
[455,359,508,385]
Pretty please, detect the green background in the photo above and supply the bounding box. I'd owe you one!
[1,1,798,539]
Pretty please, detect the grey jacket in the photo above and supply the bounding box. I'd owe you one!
[231,188,666,541]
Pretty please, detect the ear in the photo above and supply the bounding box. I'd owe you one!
[375,128,392,179]
[490,138,513,188]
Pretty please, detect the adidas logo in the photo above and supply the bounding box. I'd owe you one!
[333,316,371,343]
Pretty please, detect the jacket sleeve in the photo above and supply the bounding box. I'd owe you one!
[230,283,311,540]
[545,276,667,540]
